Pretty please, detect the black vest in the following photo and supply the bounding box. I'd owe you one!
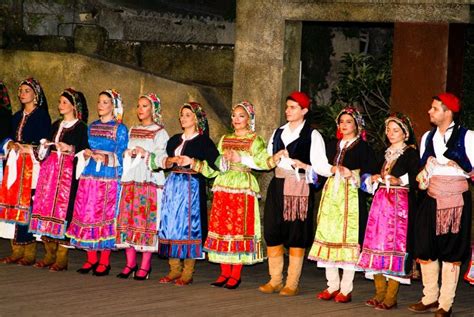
[420,124,472,173]
[272,121,312,165]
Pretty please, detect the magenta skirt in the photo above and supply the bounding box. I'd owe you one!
[66,176,118,250]
[358,186,409,275]
[30,152,74,239]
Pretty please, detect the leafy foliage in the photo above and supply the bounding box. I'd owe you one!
[313,51,392,153]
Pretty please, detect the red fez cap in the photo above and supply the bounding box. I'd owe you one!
[288,91,310,109]
[435,93,460,113]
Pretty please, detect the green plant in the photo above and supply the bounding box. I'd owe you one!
[313,51,392,153]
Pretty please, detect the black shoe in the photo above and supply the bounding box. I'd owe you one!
[116,265,138,279]
[224,277,241,289]
[210,275,229,287]
[93,264,111,276]
[76,261,98,274]
[134,268,152,280]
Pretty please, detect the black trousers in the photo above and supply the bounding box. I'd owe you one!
[263,177,314,249]
[414,190,472,263]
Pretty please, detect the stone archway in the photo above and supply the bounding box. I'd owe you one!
[232,1,470,139]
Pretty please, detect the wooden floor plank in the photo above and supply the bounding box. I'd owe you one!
[1,239,473,316]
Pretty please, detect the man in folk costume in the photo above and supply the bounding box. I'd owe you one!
[260,91,329,296]
[409,93,473,317]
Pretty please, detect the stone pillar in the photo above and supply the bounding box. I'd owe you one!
[232,1,285,140]
[281,21,302,123]
[390,22,466,140]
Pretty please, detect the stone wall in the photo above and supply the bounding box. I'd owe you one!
[19,0,234,44]
[233,0,471,140]
[0,50,230,142]
[102,41,234,87]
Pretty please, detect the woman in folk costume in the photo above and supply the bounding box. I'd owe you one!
[0,78,51,265]
[115,93,169,280]
[308,106,376,302]
[357,112,419,310]
[0,81,12,183]
[66,89,128,276]
[28,88,89,271]
[157,102,218,286]
[190,101,277,289]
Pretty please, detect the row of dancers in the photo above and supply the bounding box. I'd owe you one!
[0,78,472,317]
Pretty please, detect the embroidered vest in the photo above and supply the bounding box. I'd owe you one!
[272,121,312,165]
[420,125,472,173]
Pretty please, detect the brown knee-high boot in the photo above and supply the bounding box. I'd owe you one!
[176,259,195,286]
[50,245,68,271]
[366,274,387,306]
[280,247,305,296]
[259,245,284,294]
[159,258,183,283]
[34,241,58,267]
[18,242,36,266]
[0,240,25,264]
[378,278,399,309]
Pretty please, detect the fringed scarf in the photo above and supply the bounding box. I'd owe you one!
[275,167,309,221]
[427,175,468,235]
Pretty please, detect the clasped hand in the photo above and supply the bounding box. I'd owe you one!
[272,149,307,170]
[125,146,147,158]
[166,155,193,167]
[8,142,31,154]
[331,165,352,178]
[371,173,401,186]
[83,149,105,163]
[223,149,241,163]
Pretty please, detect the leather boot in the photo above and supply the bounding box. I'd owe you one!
[408,260,440,313]
[18,242,36,266]
[50,245,68,271]
[34,241,57,267]
[159,258,183,283]
[279,247,304,296]
[438,262,460,313]
[377,278,399,310]
[366,274,387,306]
[420,260,440,305]
[259,245,284,294]
[0,240,24,264]
[176,259,195,285]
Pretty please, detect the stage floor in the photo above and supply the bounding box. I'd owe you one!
[0,239,473,316]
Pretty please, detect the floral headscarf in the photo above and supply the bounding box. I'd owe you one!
[18,77,49,114]
[385,112,416,147]
[140,93,162,126]
[233,101,256,132]
[0,81,11,114]
[61,88,88,123]
[336,106,366,141]
[100,89,123,123]
[180,102,208,135]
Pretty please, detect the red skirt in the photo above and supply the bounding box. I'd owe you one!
[0,153,33,225]
[205,191,256,253]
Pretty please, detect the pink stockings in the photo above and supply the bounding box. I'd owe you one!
[120,247,152,277]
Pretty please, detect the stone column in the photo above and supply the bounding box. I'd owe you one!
[232,1,286,140]
[281,21,302,123]
[390,22,466,140]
